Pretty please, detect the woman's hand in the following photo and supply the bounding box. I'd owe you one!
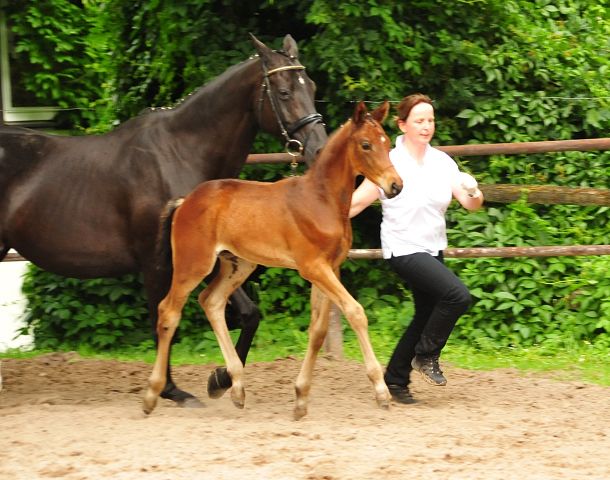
[458,172,480,198]
[452,171,484,210]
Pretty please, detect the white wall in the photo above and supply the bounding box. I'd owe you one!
[0,255,34,351]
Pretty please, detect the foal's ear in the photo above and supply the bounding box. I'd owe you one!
[370,100,390,124]
[352,101,368,126]
[250,33,274,61]
[283,34,299,59]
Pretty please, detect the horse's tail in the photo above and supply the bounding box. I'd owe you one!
[156,197,185,270]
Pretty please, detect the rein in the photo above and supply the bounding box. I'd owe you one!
[259,58,324,174]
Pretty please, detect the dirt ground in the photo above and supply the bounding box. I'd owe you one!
[1,353,609,480]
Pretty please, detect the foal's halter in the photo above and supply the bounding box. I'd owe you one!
[258,56,324,171]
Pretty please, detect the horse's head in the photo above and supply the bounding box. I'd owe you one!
[250,34,328,167]
[349,101,402,199]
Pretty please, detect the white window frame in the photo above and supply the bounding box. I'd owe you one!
[0,7,60,124]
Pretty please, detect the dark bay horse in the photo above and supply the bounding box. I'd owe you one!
[0,34,327,402]
[143,101,403,419]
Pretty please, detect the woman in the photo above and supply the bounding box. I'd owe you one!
[350,94,484,404]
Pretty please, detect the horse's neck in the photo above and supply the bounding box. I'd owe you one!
[165,59,261,170]
[177,58,260,121]
[307,128,356,211]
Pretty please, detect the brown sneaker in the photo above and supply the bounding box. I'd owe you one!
[411,355,447,386]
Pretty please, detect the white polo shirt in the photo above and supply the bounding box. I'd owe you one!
[379,136,459,258]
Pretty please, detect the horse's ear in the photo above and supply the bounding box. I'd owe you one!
[352,101,368,126]
[283,34,299,59]
[370,100,390,124]
[250,33,274,61]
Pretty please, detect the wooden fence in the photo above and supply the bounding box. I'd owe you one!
[4,138,610,358]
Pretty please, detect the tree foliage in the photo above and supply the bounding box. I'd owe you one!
[11,0,610,353]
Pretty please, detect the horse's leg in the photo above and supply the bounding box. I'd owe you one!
[207,286,261,398]
[199,254,257,408]
[0,246,10,395]
[142,265,203,408]
[293,283,332,419]
[305,264,391,411]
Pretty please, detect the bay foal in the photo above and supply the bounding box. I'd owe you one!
[143,101,403,419]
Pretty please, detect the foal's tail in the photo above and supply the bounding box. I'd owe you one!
[156,197,185,270]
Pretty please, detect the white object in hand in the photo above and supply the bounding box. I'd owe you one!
[459,172,479,198]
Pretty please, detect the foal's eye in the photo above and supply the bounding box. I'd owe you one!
[361,141,372,151]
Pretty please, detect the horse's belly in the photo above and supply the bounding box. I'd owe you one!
[11,234,138,280]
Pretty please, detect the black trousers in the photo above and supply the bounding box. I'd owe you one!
[384,252,471,387]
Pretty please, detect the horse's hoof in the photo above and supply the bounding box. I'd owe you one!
[207,368,232,399]
[175,396,205,408]
[377,398,391,410]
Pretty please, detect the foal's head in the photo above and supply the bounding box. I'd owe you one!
[349,101,402,198]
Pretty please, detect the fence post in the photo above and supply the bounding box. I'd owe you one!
[323,302,344,360]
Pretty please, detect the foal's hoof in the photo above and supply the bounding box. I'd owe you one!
[142,397,157,416]
[207,367,232,399]
[293,406,308,420]
[176,396,205,409]
[142,388,160,415]
[377,397,391,410]
[231,394,245,410]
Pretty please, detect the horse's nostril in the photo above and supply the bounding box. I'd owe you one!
[391,182,401,195]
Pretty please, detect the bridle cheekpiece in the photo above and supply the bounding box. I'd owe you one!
[259,55,324,172]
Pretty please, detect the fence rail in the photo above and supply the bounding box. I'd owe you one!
[8,245,610,263]
[245,137,610,165]
[349,245,610,259]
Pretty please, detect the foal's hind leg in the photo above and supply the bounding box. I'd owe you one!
[199,253,257,408]
[143,263,203,408]
[142,273,204,415]
[207,286,261,399]
[143,247,218,414]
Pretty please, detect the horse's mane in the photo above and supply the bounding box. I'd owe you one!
[138,49,297,117]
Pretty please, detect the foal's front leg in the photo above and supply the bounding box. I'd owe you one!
[294,283,332,419]
[305,265,391,411]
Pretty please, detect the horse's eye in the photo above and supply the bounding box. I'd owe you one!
[361,141,372,151]
[278,89,290,100]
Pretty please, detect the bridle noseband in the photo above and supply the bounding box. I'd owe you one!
[259,58,324,166]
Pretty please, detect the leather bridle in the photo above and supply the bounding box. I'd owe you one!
[258,57,324,163]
